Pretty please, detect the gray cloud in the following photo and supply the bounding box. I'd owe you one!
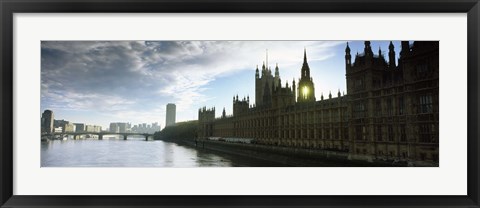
[41,41,341,124]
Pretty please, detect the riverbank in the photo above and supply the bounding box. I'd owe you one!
[161,138,405,167]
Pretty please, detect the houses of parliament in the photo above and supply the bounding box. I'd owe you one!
[198,41,439,165]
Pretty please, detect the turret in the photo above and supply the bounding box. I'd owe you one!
[345,42,352,68]
[389,41,396,68]
[275,63,279,76]
[292,79,296,102]
[364,41,373,57]
[255,65,259,79]
[400,41,410,58]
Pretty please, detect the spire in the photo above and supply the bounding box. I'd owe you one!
[301,48,311,78]
[275,63,279,76]
[329,91,332,99]
[345,42,352,67]
[304,47,307,62]
[321,92,324,100]
[364,41,372,56]
[255,65,259,78]
[389,41,394,50]
[378,46,382,56]
[389,41,396,68]
[266,49,268,69]
[338,89,341,97]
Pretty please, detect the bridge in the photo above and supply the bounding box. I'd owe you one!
[42,132,154,141]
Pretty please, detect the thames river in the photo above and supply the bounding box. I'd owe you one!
[41,137,278,167]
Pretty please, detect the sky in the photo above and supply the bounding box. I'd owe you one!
[41,40,402,130]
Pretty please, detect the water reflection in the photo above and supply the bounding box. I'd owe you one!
[41,138,235,167]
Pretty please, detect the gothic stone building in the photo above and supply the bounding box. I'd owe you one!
[198,41,439,165]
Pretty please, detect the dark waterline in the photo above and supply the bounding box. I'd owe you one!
[41,138,280,167]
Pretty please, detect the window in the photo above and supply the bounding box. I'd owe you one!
[416,64,429,79]
[376,125,382,141]
[400,124,406,142]
[355,126,362,141]
[388,125,394,141]
[354,78,364,90]
[419,93,433,113]
[398,96,405,115]
[353,102,366,118]
[387,98,393,116]
[419,124,435,143]
[375,99,382,117]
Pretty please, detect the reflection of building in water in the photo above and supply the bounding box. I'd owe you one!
[198,41,439,165]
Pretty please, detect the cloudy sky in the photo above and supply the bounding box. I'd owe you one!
[41,40,402,130]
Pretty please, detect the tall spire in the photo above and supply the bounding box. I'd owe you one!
[266,49,268,69]
[275,63,279,76]
[304,47,307,63]
[301,48,311,78]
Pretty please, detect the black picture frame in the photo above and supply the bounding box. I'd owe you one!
[1,0,479,207]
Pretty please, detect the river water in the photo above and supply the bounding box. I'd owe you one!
[41,137,277,167]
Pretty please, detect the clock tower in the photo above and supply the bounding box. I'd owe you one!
[297,49,316,103]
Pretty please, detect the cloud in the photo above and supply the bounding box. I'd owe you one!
[41,41,342,126]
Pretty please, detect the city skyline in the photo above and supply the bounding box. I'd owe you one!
[41,41,402,129]
[41,109,162,134]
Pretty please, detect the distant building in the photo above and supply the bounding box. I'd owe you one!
[85,125,94,132]
[166,103,176,127]
[131,122,161,134]
[41,110,54,134]
[109,122,130,133]
[74,123,85,132]
[53,119,75,133]
[109,123,120,133]
[54,127,63,133]
[63,122,75,133]
[93,125,102,132]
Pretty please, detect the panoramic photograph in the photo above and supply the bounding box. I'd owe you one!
[40,40,439,167]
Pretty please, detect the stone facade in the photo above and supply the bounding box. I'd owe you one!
[198,41,439,165]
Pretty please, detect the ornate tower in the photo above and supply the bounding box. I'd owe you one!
[345,42,352,70]
[255,50,275,107]
[297,49,316,103]
[389,41,396,68]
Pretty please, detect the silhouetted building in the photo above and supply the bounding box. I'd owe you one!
[198,41,439,166]
[166,103,176,127]
[41,110,54,134]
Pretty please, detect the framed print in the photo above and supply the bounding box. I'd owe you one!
[1,0,479,207]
